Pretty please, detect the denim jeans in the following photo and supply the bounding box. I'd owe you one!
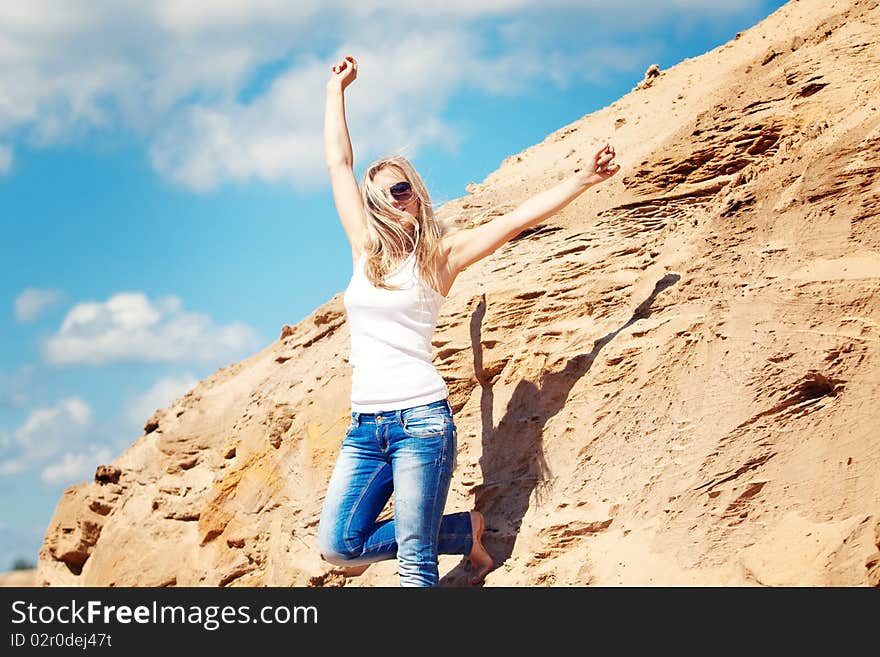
[317,398,474,587]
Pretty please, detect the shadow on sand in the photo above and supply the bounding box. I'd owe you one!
[441,272,679,586]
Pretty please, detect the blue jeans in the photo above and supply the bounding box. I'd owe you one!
[317,398,474,587]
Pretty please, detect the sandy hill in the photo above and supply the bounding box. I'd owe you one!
[31,0,880,586]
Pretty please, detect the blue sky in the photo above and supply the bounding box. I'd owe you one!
[0,0,788,569]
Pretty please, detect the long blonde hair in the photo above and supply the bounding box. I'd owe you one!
[359,155,445,303]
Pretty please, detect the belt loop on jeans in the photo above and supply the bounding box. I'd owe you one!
[352,411,361,427]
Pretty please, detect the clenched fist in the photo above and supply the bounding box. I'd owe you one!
[328,55,357,92]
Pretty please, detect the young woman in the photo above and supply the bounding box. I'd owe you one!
[316,55,620,587]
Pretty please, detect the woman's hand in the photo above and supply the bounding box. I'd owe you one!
[580,142,620,186]
[328,55,357,92]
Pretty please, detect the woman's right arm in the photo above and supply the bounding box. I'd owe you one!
[324,56,365,261]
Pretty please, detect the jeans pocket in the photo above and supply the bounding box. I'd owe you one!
[402,413,448,438]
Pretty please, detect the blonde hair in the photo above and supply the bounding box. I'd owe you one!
[359,155,446,305]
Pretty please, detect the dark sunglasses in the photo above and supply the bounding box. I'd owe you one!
[387,181,414,202]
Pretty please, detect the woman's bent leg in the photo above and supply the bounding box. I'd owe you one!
[317,425,397,566]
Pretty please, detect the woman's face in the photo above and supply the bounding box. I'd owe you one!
[373,167,420,219]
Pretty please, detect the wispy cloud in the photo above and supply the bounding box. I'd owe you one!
[42,292,262,366]
[41,446,114,486]
[0,0,768,190]
[0,397,92,477]
[13,287,66,323]
[0,378,188,488]
[125,373,199,430]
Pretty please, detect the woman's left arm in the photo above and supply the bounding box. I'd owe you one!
[445,143,620,273]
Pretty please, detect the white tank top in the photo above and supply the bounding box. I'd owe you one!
[343,251,449,412]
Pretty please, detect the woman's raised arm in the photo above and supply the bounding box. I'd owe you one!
[324,55,366,260]
[444,143,620,273]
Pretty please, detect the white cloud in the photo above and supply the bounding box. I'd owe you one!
[13,287,65,323]
[15,397,91,448]
[149,34,472,191]
[0,0,767,191]
[125,373,199,429]
[42,292,261,366]
[0,396,120,488]
[0,397,92,477]
[41,446,114,486]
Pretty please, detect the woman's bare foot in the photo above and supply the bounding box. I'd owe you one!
[468,510,493,585]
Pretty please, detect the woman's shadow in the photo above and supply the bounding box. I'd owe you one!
[440,272,679,586]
